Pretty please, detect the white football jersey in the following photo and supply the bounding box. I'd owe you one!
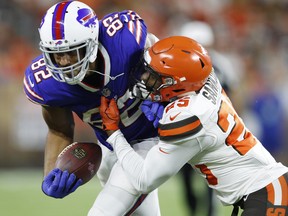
[157,72,288,205]
[108,72,288,206]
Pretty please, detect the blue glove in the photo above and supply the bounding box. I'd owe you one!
[141,100,164,128]
[42,168,82,199]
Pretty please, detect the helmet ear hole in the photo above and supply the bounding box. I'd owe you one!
[199,58,205,68]
[173,89,185,93]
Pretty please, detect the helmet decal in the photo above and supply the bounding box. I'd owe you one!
[77,8,98,28]
[55,40,63,45]
[51,1,72,40]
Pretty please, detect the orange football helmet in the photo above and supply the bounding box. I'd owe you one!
[135,36,213,102]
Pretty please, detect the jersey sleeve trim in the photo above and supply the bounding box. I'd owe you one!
[123,10,146,47]
[23,76,44,102]
[158,116,203,141]
[127,19,143,45]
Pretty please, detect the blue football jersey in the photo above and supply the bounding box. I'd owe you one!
[23,10,157,145]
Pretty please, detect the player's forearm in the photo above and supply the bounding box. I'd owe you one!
[107,130,150,192]
[107,130,203,193]
[107,130,172,193]
[43,130,73,176]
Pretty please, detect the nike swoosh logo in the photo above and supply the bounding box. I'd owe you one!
[28,76,34,87]
[159,147,169,154]
[169,112,181,121]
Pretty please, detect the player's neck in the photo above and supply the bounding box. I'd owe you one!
[81,60,104,88]
[94,53,104,72]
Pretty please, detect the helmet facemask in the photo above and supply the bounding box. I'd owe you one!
[131,57,174,101]
[40,39,98,85]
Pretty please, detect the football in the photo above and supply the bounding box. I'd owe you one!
[55,142,102,184]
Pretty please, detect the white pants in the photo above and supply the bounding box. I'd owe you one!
[88,137,161,216]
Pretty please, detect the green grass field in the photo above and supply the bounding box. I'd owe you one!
[0,169,233,216]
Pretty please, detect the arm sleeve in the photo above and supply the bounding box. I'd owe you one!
[107,129,202,193]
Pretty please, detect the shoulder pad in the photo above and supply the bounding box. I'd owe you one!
[158,96,204,141]
[100,10,147,47]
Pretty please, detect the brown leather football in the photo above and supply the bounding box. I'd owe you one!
[55,142,102,184]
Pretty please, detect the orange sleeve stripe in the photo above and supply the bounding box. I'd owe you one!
[279,175,288,205]
[158,116,202,140]
[159,119,201,136]
[266,182,275,204]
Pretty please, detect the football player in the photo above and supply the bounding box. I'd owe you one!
[100,36,288,216]
[23,1,161,215]
[177,20,240,216]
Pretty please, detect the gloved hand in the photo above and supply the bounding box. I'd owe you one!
[42,168,82,199]
[141,100,164,128]
[100,96,120,131]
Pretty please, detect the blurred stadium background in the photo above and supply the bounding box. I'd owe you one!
[0,0,287,215]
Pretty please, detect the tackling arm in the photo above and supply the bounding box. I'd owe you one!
[100,96,202,193]
[42,105,74,176]
[107,130,201,193]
